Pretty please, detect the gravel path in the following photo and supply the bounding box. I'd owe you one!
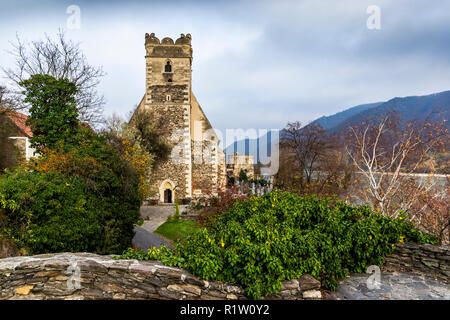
[327,271,449,300]
[131,205,189,251]
[132,226,172,250]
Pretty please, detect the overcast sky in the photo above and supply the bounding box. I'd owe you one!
[1,0,450,135]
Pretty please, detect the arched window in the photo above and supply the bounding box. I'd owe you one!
[165,61,172,72]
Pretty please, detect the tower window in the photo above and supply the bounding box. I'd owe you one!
[166,95,171,101]
[165,61,172,72]
[168,78,172,82]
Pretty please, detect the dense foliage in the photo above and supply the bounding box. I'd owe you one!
[0,110,21,172]
[20,74,80,151]
[0,75,141,255]
[119,191,436,299]
[0,131,141,254]
[128,109,171,167]
[100,116,154,199]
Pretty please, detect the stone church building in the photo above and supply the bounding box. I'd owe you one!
[132,33,227,203]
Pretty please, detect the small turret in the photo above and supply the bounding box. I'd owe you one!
[145,32,160,44]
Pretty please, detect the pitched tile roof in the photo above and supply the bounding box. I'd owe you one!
[1,108,33,138]
[1,107,94,138]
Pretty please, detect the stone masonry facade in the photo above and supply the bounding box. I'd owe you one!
[132,33,227,203]
[226,152,255,180]
[0,253,321,300]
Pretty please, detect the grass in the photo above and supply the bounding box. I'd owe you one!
[154,219,201,242]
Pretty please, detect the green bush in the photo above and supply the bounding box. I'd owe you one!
[0,132,141,255]
[0,74,141,255]
[118,190,436,299]
[20,74,80,152]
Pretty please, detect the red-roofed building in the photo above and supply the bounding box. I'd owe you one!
[0,108,36,161]
[1,108,95,166]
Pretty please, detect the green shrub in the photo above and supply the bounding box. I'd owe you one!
[0,132,141,255]
[0,167,139,255]
[118,190,436,299]
[20,74,80,152]
[0,75,141,255]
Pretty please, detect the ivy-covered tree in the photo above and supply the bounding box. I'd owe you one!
[3,30,105,125]
[19,74,80,151]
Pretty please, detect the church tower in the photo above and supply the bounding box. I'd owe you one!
[134,33,227,204]
[143,33,193,202]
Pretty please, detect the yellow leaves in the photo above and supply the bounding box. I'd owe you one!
[206,235,214,244]
[120,139,152,198]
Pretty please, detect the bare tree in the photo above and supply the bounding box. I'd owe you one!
[2,30,105,125]
[415,182,449,244]
[346,113,447,217]
[0,86,6,107]
[281,122,330,185]
[276,121,352,196]
[0,86,19,111]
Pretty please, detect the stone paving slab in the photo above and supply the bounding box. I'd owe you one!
[327,271,449,300]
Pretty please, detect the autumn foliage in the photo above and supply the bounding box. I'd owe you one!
[0,75,141,255]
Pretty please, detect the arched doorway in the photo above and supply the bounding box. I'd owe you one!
[164,189,172,203]
[159,180,176,204]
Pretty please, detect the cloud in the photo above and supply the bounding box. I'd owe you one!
[0,0,449,131]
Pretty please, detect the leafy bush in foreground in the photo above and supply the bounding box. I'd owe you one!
[118,191,436,299]
[0,74,141,255]
[0,132,141,255]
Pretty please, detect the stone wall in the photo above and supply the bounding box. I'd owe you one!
[226,152,255,180]
[0,253,321,300]
[383,243,449,282]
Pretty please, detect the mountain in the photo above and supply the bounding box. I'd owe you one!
[313,102,384,130]
[312,90,450,133]
[225,90,450,167]
[224,131,273,164]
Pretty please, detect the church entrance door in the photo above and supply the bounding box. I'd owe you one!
[164,189,172,203]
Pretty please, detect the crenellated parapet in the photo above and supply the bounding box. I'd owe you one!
[145,33,192,58]
[145,33,191,46]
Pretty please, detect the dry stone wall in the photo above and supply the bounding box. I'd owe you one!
[383,243,449,282]
[0,253,321,300]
